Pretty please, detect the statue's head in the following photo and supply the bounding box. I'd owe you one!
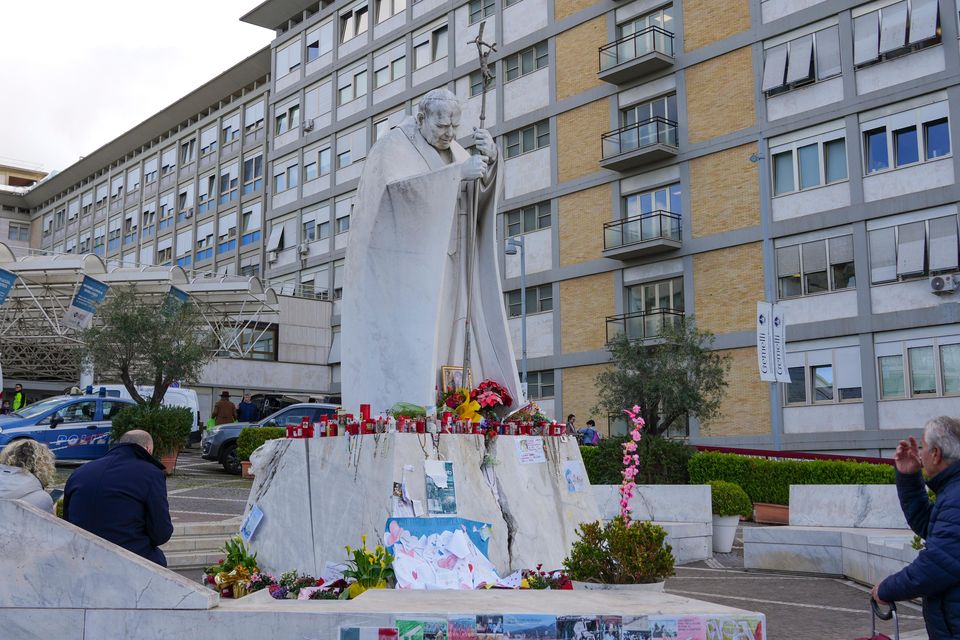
[416,89,462,150]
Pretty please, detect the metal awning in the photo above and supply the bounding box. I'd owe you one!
[0,242,280,382]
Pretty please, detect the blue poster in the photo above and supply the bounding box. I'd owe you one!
[0,268,16,306]
[62,275,110,330]
[167,286,190,304]
[384,517,491,556]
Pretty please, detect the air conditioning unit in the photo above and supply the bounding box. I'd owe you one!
[929,273,959,295]
[298,243,309,256]
[267,250,278,263]
[302,119,315,132]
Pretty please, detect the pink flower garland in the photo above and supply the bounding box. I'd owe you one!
[619,405,645,523]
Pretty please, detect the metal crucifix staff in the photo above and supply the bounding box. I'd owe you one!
[460,21,496,387]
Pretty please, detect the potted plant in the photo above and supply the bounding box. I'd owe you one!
[236,426,286,479]
[111,404,192,475]
[562,516,675,590]
[708,480,752,553]
[341,535,395,599]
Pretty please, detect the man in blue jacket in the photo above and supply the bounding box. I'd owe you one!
[63,429,174,566]
[873,416,960,639]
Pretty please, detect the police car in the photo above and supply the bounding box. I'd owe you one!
[0,394,136,460]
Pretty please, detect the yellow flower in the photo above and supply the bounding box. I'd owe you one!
[456,394,482,423]
[520,578,529,589]
[361,534,367,547]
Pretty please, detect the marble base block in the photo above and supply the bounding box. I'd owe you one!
[789,485,908,529]
[245,434,600,576]
[0,499,217,610]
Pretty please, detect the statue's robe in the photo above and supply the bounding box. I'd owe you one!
[342,116,521,415]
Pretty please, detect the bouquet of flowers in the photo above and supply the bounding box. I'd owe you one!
[246,572,278,594]
[470,379,513,419]
[521,564,574,590]
[342,534,395,599]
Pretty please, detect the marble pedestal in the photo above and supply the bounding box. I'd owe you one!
[244,434,600,576]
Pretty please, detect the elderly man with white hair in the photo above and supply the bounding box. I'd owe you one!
[872,416,960,639]
[342,88,521,415]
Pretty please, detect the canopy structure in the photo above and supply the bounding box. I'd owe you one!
[0,243,280,382]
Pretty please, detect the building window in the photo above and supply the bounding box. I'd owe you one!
[219,164,239,204]
[220,325,278,361]
[198,174,216,214]
[180,138,196,164]
[303,220,317,242]
[784,347,862,405]
[527,370,554,399]
[414,25,448,69]
[776,235,855,298]
[340,5,369,44]
[275,103,301,136]
[469,0,494,24]
[469,69,493,97]
[504,42,547,82]
[878,338,960,399]
[338,69,368,105]
[376,0,406,23]
[243,155,263,194]
[276,39,302,79]
[868,214,959,284]
[811,364,834,402]
[240,263,260,277]
[762,25,841,95]
[504,120,550,158]
[318,220,331,239]
[221,113,241,145]
[307,22,334,62]
[626,276,684,316]
[274,161,299,193]
[245,101,265,132]
[506,284,553,317]
[624,183,682,218]
[853,0,941,67]
[200,126,217,156]
[336,214,350,234]
[7,223,29,242]
[375,55,406,88]
[861,105,950,175]
[506,201,551,236]
[143,158,158,184]
[771,132,847,195]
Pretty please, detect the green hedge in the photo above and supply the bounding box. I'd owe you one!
[688,451,895,506]
[111,404,192,458]
[581,437,695,485]
[237,427,286,462]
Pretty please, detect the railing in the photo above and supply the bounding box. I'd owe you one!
[694,445,895,466]
[604,210,681,250]
[599,26,675,71]
[606,308,684,342]
[601,116,678,160]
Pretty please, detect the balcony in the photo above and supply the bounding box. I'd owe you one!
[603,211,681,260]
[606,308,684,343]
[598,27,675,84]
[600,117,678,171]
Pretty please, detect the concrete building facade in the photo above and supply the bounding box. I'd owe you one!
[4,0,960,452]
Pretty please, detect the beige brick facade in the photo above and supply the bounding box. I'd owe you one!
[682,0,752,52]
[686,47,756,144]
[699,347,771,437]
[557,99,609,183]
[560,272,615,354]
[561,364,610,435]
[556,17,606,101]
[693,242,765,335]
[558,184,611,267]
[554,0,598,21]
[690,144,761,238]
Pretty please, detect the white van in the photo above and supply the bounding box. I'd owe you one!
[94,384,202,441]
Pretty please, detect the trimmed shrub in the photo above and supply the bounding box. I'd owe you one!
[581,436,694,485]
[563,517,675,584]
[237,427,286,462]
[111,404,192,458]
[708,480,753,518]
[688,451,895,506]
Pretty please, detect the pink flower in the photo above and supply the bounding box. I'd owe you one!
[624,441,637,452]
[622,455,632,465]
[631,430,642,442]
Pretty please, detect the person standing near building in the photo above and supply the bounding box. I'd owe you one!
[578,419,600,446]
[872,416,960,639]
[11,384,27,412]
[565,414,577,436]
[63,430,173,565]
[212,390,238,426]
[237,393,258,423]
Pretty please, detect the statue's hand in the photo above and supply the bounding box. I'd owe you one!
[473,127,498,162]
[461,155,489,180]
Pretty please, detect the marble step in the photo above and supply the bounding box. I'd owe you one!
[171,519,241,537]
[161,533,234,553]
[164,549,225,570]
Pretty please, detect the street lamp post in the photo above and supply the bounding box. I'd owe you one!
[505,235,527,402]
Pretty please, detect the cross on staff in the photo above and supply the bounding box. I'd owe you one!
[460,21,497,388]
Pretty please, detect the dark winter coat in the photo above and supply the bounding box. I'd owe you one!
[878,460,960,639]
[237,400,258,423]
[63,443,173,566]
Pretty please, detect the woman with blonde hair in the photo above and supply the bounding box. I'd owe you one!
[0,439,56,513]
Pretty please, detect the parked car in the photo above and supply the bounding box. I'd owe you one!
[201,403,338,474]
[0,394,137,460]
[96,384,202,442]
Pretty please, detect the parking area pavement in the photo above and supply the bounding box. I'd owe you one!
[666,524,929,640]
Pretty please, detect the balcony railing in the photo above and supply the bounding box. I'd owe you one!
[600,117,678,170]
[606,308,684,342]
[603,211,681,259]
[599,26,675,83]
